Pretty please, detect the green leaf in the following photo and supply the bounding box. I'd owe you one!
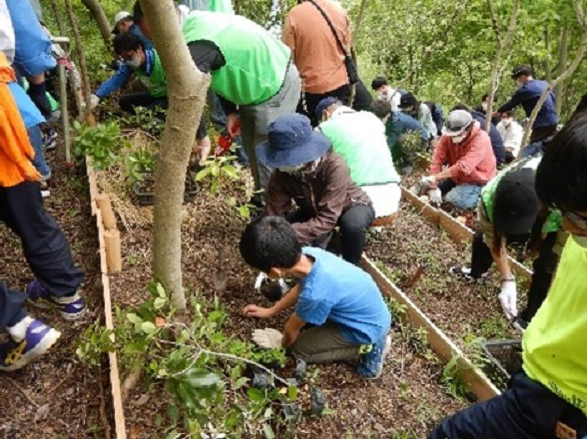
[141,321,157,334]
[182,369,221,389]
[126,313,143,324]
[222,165,238,179]
[156,283,166,298]
[238,205,250,219]
[288,385,297,401]
[153,297,166,310]
[195,167,211,181]
[247,387,265,402]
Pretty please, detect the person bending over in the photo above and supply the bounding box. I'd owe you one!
[427,95,587,439]
[259,114,374,266]
[240,216,392,378]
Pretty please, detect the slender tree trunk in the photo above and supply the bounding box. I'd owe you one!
[555,26,569,117]
[64,0,92,119]
[485,0,520,131]
[140,0,210,311]
[81,0,112,46]
[352,0,368,43]
[520,3,587,153]
[543,27,552,82]
[49,0,67,37]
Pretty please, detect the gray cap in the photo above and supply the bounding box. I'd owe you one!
[442,110,473,137]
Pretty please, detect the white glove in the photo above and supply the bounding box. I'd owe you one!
[420,175,436,188]
[428,188,442,205]
[254,272,268,292]
[498,280,518,320]
[252,328,283,349]
[88,94,100,112]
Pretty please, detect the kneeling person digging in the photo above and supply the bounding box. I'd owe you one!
[240,216,392,378]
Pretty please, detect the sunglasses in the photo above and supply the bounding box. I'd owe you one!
[564,211,587,231]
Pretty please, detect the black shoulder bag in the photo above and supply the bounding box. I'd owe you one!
[307,0,358,85]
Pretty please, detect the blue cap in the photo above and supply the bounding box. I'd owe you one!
[314,97,341,121]
[257,114,331,168]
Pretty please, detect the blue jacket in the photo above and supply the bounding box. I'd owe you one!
[5,0,55,77]
[471,110,505,166]
[95,49,156,98]
[498,79,558,129]
[129,24,153,51]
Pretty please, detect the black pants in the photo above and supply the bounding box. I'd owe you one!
[469,231,560,322]
[297,84,352,126]
[119,92,207,140]
[530,125,557,144]
[428,372,587,439]
[438,179,456,195]
[0,281,27,330]
[286,204,375,265]
[0,181,84,327]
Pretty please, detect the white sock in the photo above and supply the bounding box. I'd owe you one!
[7,316,34,342]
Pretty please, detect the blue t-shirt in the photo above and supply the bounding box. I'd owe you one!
[296,247,392,345]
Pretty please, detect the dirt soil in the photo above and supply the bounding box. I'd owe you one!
[96,162,468,438]
[366,201,523,351]
[0,157,110,438]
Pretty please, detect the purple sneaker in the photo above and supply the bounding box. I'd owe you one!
[26,280,87,321]
[0,319,60,371]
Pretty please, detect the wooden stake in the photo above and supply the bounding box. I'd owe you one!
[104,229,122,273]
[96,194,117,230]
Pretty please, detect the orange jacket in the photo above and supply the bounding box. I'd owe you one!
[0,52,40,188]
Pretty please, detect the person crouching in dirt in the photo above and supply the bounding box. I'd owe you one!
[240,216,392,379]
[414,109,496,210]
[315,97,401,223]
[427,97,587,439]
[258,114,374,266]
[0,52,86,371]
[449,154,566,329]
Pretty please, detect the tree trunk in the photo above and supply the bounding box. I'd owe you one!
[520,3,587,153]
[485,0,520,131]
[352,0,368,43]
[49,0,67,37]
[64,0,92,119]
[140,0,210,311]
[81,0,112,46]
[555,26,569,117]
[543,27,552,82]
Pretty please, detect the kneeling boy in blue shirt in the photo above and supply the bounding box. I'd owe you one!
[240,216,392,378]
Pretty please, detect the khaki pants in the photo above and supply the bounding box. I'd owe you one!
[289,322,360,364]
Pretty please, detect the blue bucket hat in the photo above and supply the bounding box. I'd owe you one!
[257,114,331,168]
[315,97,341,121]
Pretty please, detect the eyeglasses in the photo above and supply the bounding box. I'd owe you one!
[564,211,587,231]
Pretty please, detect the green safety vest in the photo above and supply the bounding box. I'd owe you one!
[210,0,234,13]
[319,109,400,186]
[481,155,562,234]
[182,11,291,106]
[134,50,167,98]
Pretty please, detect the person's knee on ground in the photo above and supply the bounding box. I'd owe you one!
[445,184,482,210]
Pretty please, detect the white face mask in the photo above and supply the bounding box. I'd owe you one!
[481,102,488,111]
[502,118,512,127]
[125,56,142,68]
[452,134,466,144]
[572,235,587,249]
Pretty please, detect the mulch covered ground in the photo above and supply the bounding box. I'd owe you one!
[0,157,110,438]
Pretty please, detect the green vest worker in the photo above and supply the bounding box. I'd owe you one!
[181,11,301,196]
[316,97,401,219]
[450,154,566,326]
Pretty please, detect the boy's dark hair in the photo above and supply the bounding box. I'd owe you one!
[112,16,135,35]
[502,110,515,118]
[113,32,144,55]
[133,1,144,24]
[451,103,471,113]
[371,76,388,91]
[239,216,302,273]
[370,100,392,119]
[511,64,533,79]
[535,108,587,213]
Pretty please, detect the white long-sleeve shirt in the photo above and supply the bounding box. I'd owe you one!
[497,120,523,157]
[0,0,15,63]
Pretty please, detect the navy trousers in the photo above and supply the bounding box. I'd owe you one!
[428,372,587,439]
[0,181,84,327]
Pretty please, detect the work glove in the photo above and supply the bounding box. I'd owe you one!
[88,94,100,112]
[252,328,283,349]
[498,280,518,320]
[428,188,442,206]
[420,175,436,188]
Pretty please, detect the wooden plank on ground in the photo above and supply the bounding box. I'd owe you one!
[401,186,533,281]
[87,160,127,439]
[361,255,501,402]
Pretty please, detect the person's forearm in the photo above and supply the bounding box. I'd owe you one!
[491,243,512,278]
[434,168,453,181]
[269,283,301,316]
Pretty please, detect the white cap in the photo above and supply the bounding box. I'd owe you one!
[113,11,132,29]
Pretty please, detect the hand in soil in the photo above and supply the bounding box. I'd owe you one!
[242,304,274,319]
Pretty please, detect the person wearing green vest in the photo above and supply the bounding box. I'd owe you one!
[428,97,587,439]
[315,97,401,219]
[179,0,234,14]
[449,154,566,327]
